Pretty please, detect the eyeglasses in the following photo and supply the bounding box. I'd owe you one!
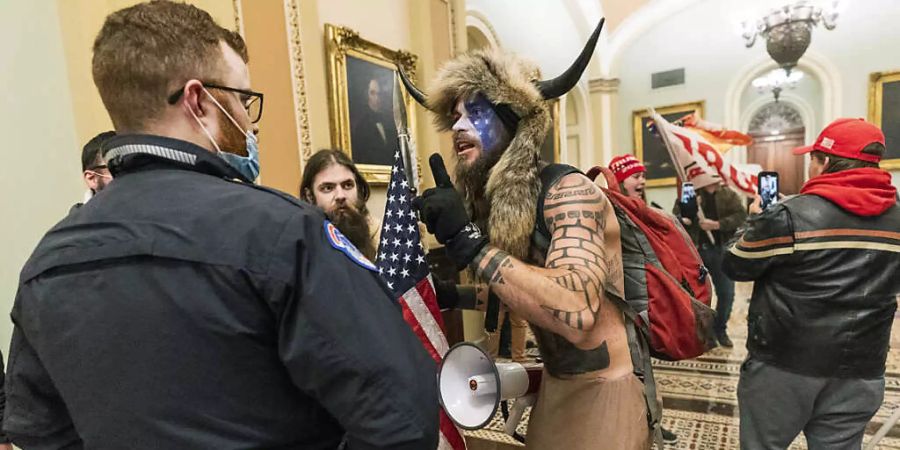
[167,82,264,124]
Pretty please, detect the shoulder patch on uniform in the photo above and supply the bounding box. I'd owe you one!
[324,220,377,272]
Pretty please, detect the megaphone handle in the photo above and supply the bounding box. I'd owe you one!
[504,395,536,437]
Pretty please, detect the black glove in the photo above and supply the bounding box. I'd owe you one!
[412,154,487,269]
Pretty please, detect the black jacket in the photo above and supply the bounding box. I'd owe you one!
[3,135,439,449]
[723,187,900,378]
[674,185,747,247]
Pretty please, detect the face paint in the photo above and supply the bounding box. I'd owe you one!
[464,94,507,155]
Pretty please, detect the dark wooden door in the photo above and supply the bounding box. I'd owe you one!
[747,130,806,195]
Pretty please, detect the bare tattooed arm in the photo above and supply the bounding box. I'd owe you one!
[471,173,618,345]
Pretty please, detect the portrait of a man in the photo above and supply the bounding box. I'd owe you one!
[347,56,399,167]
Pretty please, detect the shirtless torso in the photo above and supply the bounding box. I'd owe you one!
[471,172,631,378]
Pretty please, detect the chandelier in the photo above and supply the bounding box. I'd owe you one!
[752,68,804,101]
[741,1,839,72]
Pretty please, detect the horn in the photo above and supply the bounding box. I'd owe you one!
[536,18,605,99]
[397,65,429,108]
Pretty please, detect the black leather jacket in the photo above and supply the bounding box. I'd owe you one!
[723,192,900,378]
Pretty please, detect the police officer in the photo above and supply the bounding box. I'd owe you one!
[3,2,438,449]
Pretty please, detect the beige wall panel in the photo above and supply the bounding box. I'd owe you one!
[1,1,85,358]
[56,0,236,146]
[240,0,301,194]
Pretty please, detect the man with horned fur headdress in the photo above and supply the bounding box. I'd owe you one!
[405,19,655,450]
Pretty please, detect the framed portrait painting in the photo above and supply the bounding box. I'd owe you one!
[632,101,705,187]
[868,71,900,170]
[325,24,418,184]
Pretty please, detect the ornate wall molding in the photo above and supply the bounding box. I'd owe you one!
[284,0,313,162]
[748,102,804,134]
[588,77,620,93]
[437,0,458,56]
[232,0,244,35]
[465,9,502,48]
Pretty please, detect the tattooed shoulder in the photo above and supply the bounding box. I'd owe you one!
[543,173,609,234]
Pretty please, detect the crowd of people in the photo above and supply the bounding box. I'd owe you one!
[3,2,899,449]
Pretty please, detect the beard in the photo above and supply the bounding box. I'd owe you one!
[214,96,249,156]
[454,147,503,227]
[329,202,376,260]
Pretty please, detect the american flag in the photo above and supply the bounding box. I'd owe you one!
[375,150,466,450]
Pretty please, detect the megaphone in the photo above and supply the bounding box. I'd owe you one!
[438,342,542,439]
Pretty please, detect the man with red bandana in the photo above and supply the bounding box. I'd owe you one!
[724,118,900,450]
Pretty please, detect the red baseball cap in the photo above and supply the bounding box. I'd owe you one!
[608,155,646,183]
[792,118,884,163]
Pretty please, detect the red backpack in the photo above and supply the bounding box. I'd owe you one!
[536,164,716,360]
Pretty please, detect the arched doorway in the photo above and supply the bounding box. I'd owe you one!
[747,102,806,195]
[466,26,491,50]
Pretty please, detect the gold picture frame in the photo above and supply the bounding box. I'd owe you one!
[633,101,705,187]
[868,71,900,170]
[325,24,418,185]
[540,99,561,163]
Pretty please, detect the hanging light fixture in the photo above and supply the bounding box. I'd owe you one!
[752,68,805,101]
[741,1,839,73]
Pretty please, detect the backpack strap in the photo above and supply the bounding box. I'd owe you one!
[533,164,582,256]
[612,292,664,449]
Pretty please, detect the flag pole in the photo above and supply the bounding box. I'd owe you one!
[394,73,419,194]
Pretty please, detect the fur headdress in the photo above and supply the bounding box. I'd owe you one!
[399,20,605,259]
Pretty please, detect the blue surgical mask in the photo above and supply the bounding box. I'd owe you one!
[189,87,261,182]
[218,133,260,181]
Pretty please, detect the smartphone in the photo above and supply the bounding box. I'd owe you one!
[758,171,779,211]
[680,182,698,219]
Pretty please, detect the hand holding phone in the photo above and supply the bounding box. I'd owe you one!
[680,182,698,219]
[758,171,779,211]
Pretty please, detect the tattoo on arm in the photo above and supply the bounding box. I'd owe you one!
[540,176,612,330]
[475,284,488,311]
[477,247,512,285]
[474,247,512,285]
[468,175,616,334]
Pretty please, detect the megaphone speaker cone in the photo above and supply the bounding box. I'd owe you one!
[438,343,500,430]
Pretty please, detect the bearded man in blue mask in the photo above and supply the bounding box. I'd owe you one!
[404,19,657,450]
[3,2,439,448]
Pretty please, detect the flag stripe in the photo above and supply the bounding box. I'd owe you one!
[403,279,450,359]
[439,412,467,450]
[419,274,448,331]
[399,297,441,362]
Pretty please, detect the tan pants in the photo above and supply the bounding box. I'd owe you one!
[526,370,650,450]
[485,306,528,361]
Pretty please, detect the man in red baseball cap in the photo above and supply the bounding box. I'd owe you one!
[724,118,900,449]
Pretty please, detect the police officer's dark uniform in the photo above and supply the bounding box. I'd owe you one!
[3,135,439,449]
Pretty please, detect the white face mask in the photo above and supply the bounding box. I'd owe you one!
[188,87,260,181]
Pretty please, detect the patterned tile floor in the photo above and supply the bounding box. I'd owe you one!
[465,283,900,449]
